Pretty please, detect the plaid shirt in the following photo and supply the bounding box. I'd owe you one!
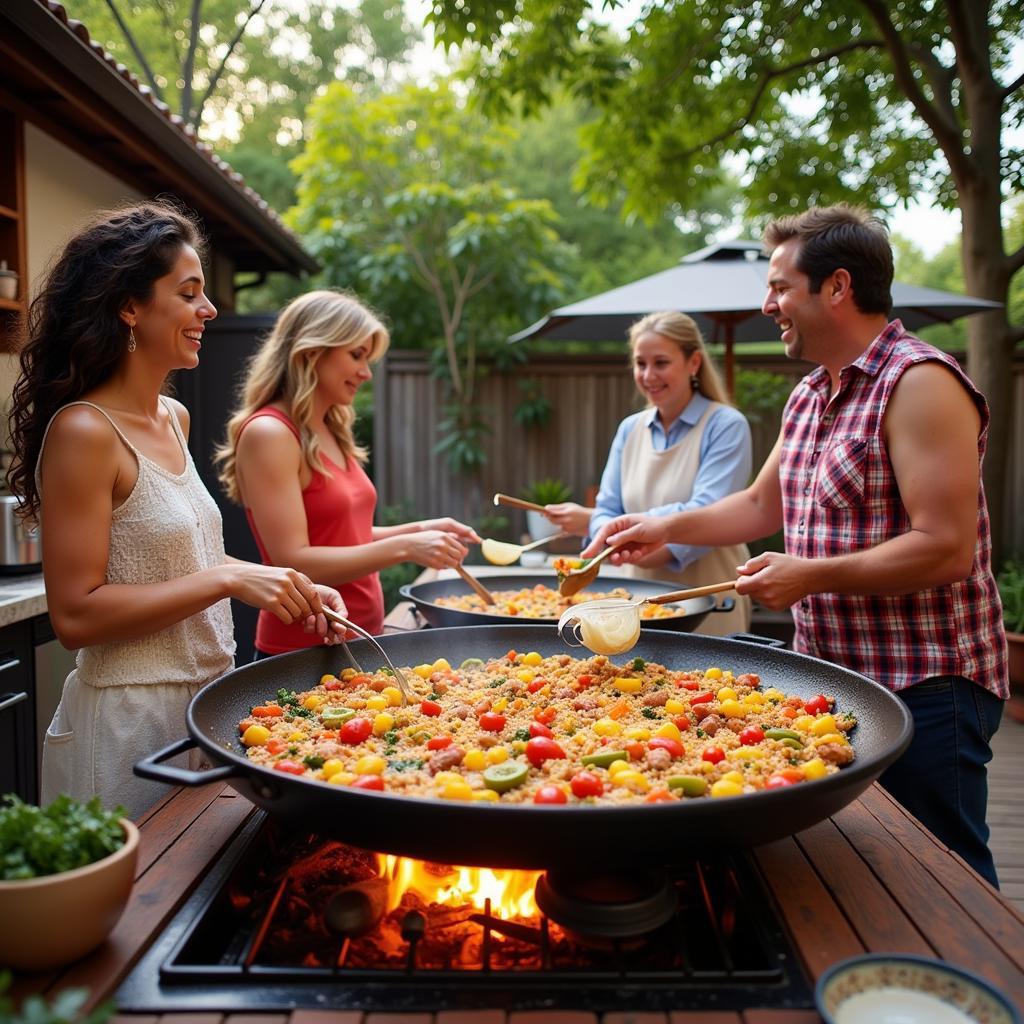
[780,320,1008,697]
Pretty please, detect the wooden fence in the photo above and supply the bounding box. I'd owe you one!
[374,349,1024,556]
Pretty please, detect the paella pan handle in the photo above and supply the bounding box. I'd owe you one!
[134,737,238,785]
[726,632,787,649]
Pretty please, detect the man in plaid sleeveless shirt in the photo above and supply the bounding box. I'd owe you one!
[586,204,1008,887]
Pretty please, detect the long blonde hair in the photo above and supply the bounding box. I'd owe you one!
[627,311,730,406]
[216,289,390,504]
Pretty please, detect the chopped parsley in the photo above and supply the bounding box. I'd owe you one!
[388,757,425,772]
[641,707,659,720]
[695,728,706,738]
[302,754,325,770]
[513,727,531,742]
[631,657,646,671]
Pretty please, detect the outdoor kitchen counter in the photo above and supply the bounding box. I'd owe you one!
[0,570,46,626]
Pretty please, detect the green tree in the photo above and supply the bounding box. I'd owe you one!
[428,0,1024,558]
[290,80,572,475]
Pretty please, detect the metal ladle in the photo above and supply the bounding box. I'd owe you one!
[322,608,416,704]
[557,580,739,656]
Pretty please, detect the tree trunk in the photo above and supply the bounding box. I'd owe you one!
[959,176,1012,564]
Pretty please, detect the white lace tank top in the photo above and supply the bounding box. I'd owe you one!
[36,398,235,687]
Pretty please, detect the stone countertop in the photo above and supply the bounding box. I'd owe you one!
[0,571,46,626]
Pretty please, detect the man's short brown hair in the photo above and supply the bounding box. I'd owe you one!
[763,203,893,315]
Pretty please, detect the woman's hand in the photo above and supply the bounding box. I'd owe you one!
[302,584,349,644]
[403,530,471,569]
[542,502,593,536]
[413,517,482,544]
[582,514,668,563]
[225,563,325,625]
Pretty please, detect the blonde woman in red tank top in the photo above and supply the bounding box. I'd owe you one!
[216,290,480,654]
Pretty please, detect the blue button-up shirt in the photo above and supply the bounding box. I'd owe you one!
[588,394,752,571]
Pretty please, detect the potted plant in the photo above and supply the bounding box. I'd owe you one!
[521,478,572,540]
[0,794,139,971]
[997,559,1024,689]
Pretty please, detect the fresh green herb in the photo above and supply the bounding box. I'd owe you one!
[0,794,127,880]
[388,757,425,772]
[383,729,399,745]
[0,971,114,1024]
[428,692,440,701]
[288,746,299,755]
[513,727,531,742]
[379,666,395,676]
[631,657,646,672]
[841,712,856,722]
[653,678,665,687]
[302,755,325,770]
[276,688,300,706]
[695,728,706,738]
[789,757,801,766]
[641,707,659,720]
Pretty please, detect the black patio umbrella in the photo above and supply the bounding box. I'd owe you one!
[510,240,1001,394]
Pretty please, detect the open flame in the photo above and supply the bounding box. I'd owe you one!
[379,854,541,920]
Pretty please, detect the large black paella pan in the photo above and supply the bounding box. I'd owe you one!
[137,627,912,869]
[399,572,734,632]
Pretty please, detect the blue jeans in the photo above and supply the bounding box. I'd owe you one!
[878,676,1004,888]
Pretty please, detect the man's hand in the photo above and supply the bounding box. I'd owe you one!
[582,514,668,563]
[735,552,816,609]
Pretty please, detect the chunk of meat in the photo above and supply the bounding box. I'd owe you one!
[645,747,672,770]
[642,690,669,707]
[427,746,465,775]
[700,714,723,736]
[817,743,854,766]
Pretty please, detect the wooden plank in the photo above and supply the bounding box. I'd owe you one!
[135,783,234,876]
[753,836,864,981]
[603,1014,670,1024]
[793,818,932,955]
[743,1013,822,1024]
[160,1016,225,1024]
[667,1014,742,1024]
[838,788,1024,1005]
[47,789,254,1013]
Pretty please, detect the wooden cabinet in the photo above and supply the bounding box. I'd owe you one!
[0,618,35,802]
[0,106,26,351]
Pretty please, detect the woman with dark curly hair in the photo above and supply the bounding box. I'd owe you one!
[7,201,346,817]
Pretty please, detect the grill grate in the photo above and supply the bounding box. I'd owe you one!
[116,812,813,1013]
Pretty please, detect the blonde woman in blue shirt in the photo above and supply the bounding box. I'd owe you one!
[544,311,752,635]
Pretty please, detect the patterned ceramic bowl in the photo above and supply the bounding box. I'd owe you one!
[816,953,1020,1024]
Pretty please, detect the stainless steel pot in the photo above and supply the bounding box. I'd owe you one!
[0,495,41,572]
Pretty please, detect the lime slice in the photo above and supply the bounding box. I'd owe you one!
[481,538,522,565]
[483,761,529,792]
[460,657,485,670]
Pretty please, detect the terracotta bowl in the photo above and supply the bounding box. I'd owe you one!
[0,818,139,971]
[816,952,1020,1024]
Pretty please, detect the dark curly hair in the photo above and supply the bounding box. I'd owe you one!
[6,201,205,518]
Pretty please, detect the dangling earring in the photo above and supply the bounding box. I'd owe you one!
[690,373,701,393]
[128,326,137,353]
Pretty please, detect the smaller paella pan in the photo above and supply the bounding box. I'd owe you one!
[399,572,735,632]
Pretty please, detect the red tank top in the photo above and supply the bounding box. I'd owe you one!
[241,407,384,652]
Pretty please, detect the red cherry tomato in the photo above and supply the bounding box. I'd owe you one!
[648,736,684,758]
[677,678,700,690]
[529,721,554,739]
[739,726,765,746]
[570,771,604,798]
[479,712,507,732]
[506,650,518,662]
[339,718,373,744]
[322,678,343,691]
[690,691,715,705]
[533,706,557,724]
[265,738,287,755]
[527,678,547,693]
[804,694,830,715]
[273,760,306,774]
[736,673,761,688]
[626,741,646,761]
[426,736,452,750]
[766,773,799,789]
[702,746,725,764]
[576,674,594,688]
[525,736,566,767]
[533,784,568,804]
[420,700,442,717]
[352,774,385,791]
[673,716,692,731]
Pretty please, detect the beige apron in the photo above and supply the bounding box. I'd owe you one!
[619,404,751,636]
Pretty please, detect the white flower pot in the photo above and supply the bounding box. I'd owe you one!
[526,509,560,541]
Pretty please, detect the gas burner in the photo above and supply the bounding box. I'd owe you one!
[534,867,677,941]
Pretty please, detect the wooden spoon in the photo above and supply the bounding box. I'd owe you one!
[454,564,497,605]
[493,492,547,514]
[558,545,619,596]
